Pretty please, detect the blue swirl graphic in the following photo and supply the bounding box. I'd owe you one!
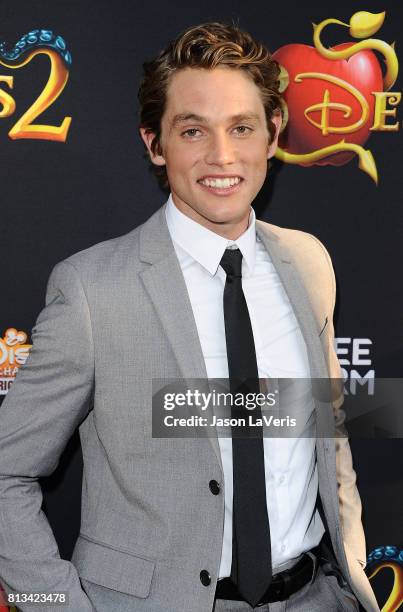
[367,545,403,569]
[0,29,72,65]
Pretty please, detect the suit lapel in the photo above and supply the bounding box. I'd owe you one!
[256,221,337,440]
[138,205,223,472]
[136,208,339,490]
[137,207,347,577]
[256,221,343,553]
[255,221,330,378]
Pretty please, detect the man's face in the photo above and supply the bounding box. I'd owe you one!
[140,66,281,238]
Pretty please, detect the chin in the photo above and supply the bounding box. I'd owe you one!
[201,207,241,224]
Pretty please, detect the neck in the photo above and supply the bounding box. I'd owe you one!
[171,196,251,241]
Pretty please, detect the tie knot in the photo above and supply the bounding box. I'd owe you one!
[220,248,243,278]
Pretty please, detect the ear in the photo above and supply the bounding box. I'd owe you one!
[267,112,283,159]
[139,127,166,167]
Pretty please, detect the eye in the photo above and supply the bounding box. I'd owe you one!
[182,128,202,138]
[234,125,252,135]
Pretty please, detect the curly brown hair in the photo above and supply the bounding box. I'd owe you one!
[138,21,282,190]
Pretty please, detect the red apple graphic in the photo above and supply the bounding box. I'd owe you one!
[272,42,383,165]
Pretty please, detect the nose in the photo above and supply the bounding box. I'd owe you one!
[205,131,236,166]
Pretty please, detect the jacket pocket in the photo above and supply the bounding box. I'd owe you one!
[72,534,155,598]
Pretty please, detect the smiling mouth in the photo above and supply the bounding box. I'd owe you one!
[197,176,243,189]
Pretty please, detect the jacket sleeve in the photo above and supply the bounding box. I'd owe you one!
[319,243,367,570]
[0,260,95,610]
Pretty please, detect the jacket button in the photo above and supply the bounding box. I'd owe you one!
[209,480,220,495]
[200,570,211,586]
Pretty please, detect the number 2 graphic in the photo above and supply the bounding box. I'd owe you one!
[0,29,72,142]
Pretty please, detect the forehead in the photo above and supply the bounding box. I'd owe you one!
[163,67,265,122]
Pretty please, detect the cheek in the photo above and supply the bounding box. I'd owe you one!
[165,146,199,177]
[244,139,269,164]
[248,153,269,176]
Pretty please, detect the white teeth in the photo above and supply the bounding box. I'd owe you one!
[199,177,241,188]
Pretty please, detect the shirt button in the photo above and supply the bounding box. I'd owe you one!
[281,544,286,553]
[209,480,220,495]
[278,475,285,484]
[200,570,211,586]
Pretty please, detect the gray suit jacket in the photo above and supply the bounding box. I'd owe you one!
[0,204,379,611]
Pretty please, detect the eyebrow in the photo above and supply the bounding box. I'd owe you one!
[170,112,261,129]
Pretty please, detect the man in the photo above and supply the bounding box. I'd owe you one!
[0,22,379,612]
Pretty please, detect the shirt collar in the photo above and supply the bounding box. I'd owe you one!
[165,194,256,276]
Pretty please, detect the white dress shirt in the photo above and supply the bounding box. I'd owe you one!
[165,194,325,577]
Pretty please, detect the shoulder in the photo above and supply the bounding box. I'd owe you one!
[257,219,332,265]
[257,220,335,275]
[67,226,142,268]
[256,219,337,308]
[49,221,147,290]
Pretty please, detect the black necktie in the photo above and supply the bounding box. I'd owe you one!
[220,248,272,607]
